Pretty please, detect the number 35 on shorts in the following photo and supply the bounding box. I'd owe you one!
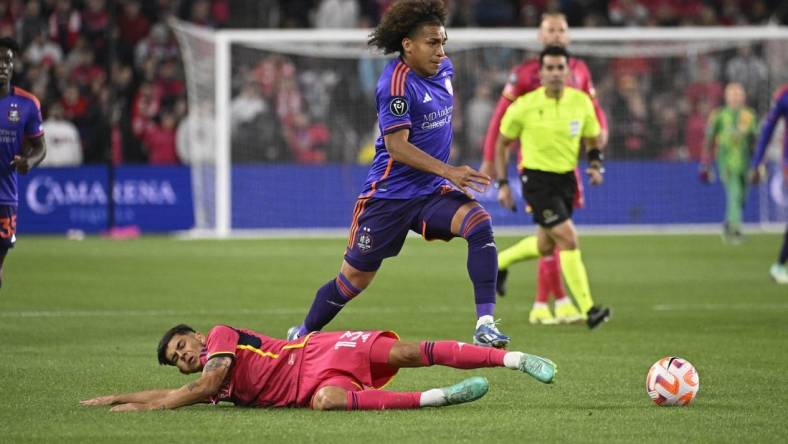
[0,215,16,239]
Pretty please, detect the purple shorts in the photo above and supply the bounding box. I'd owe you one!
[0,205,16,254]
[344,187,474,272]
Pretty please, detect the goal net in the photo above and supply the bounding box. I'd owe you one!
[170,19,788,237]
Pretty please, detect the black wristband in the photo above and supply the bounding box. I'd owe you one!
[494,178,509,189]
[587,148,603,163]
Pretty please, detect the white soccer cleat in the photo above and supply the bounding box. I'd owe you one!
[770,264,788,284]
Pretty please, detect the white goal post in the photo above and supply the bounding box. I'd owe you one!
[170,19,788,238]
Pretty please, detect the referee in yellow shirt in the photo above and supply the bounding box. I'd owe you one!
[494,46,611,329]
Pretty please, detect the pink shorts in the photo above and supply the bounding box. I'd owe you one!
[295,330,399,406]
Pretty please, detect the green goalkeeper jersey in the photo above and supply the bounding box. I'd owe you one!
[706,106,758,171]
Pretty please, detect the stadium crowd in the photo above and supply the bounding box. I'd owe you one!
[2,0,787,166]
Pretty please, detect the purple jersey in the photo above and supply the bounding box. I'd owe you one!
[752,84,788,170]
[0,87,44,206]
[361,57,454,199]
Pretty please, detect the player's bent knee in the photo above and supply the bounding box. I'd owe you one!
[312,387,347,411]
[389,341,422,367]
[459,206,493,240]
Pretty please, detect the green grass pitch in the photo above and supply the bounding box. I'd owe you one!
[1,233,786,443]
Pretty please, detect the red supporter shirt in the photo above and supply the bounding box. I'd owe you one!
[482,57,608,162]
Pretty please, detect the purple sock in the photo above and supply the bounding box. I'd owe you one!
[780,227,788,264]
[461,207,497,318]
[300,274,361,335]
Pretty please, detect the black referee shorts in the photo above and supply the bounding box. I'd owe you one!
[520,168,576,228]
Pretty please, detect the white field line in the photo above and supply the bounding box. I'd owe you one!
[652,303,788,311]
[3,303,788,318]
[176,223,785,240]
[0,306,530,319]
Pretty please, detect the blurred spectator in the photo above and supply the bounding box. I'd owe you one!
[24,29,63,68]
[134,23,179,71]
[280,0,314,28]
[40,103,82,167]
[285,112,328,164]
[465,83,494,157]
[685,56,723,107]
[154,58,185,104]
[83,86,113,164]
[68,43,104,89]
[117,0,151,64]
[59,83,90,138]
[131,81,161,139]
[16,0,47,48]
[314,0,360,28]
[81,0,110,64]
[48,0,81,52]
[142,111,179,165]
[608,0,649,26]
[187,0,218,28]
[725,45,768,112]
[684,98,714,161]
[0,1,15,37]
[230,82,267,132]
[609,74,649,158]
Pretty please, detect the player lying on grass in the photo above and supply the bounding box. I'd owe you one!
[81,324,556,412]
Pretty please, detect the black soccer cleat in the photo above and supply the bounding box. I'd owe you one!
[496,269,508,297]
[586,305,611,329]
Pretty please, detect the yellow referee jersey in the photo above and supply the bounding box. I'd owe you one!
[500,86,600,173]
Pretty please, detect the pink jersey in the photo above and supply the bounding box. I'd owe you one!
[200,326,399,408]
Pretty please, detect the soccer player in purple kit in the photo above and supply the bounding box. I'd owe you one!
[287,0,510,347]
[750,83,788,284]
[0,37,46,288]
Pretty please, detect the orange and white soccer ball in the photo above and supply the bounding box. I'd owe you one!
[646,357,699,406]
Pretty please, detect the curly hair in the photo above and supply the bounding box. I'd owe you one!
[368,0,447,54]
[0,37,20,55]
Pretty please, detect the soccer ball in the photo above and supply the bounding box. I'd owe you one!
[645,357,699,406]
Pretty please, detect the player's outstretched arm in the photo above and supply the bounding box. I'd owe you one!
[80,389,176,406]
[383,129,490,197]
[11,135,46,174]
[103,356,232,412]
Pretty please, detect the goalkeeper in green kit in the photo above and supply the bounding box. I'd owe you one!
[701,82,758,244]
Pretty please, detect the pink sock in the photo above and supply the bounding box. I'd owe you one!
[550,248,567,299]
[346,390,420,410]
[419,340,506,368]
[535,257,551,303]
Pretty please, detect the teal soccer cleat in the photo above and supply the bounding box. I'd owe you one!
[439,376,490,406]
[518,353,557,384]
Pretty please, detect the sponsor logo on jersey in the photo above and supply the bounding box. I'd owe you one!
[422,92,432,103]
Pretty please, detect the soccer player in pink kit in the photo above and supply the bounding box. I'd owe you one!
[80,324,556,412]
[479,14,608,325]
[750,83,788,284]
[287,0,509,347]
[0,37,46,289]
